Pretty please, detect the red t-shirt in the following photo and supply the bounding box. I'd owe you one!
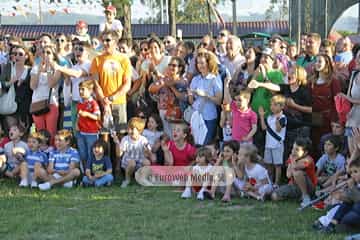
[168,141,196,166]
[77,98,101,133]
[286,156,317,186]
[0,136,10,148]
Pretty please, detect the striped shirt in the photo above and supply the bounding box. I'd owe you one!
[49,148,80,171]
[26,150,47,172]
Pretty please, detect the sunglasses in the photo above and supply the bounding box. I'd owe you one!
[200,42,208,47]
[164,40,171,44]
[56,38,65,43]
[168,63,179,68]
[74,46,84,52]
[219,32,226,37]
[141,48,148,52]
[43,50,52,55]
[103,38,112,43]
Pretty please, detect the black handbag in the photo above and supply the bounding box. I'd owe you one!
[30,88,52,116]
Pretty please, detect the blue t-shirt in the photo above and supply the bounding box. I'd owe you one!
[335,51,353,65]
[190,73,222,120]
[26,150,47,172]
[316,153,345,176]
[49,147,80,171]
[86,155,112,175]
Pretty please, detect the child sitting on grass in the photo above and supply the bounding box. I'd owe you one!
[181,147,213,200]
[4,125,28,179]
[37,130,80,191]
[316,135,346,189]
[82,139,113,187]
[20,132,47,188]
[112,117,152,188]
[204,140,239,202]
[271,137,317,208]
[233,143,272,201]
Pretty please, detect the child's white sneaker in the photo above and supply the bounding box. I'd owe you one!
[38,182,51,191]
[31,181,38,188]
[300,195,311,208]
[63,181,73,188]
[121,180,130,188]
[19,179,29,187]
[197,191,204,201]
[181,188,192,199]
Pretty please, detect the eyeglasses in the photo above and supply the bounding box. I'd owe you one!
[56,38,65,43]
[141,48,148,52]
[168,63,179,68]
[103,38,112,43]
[43,50,52,55]
[74,46,84,52]
[200,42,208,47]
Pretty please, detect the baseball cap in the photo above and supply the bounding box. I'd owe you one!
[76,20,87,28]
[105,5,116,13]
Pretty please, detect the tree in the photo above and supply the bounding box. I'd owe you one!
[265,0,288,20]
[168,0,176,37]
[102,0,132,42]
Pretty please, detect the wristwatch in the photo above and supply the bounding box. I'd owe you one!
[108,96,114,102]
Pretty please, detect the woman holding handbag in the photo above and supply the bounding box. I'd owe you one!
[188,51,223,145]
[30,46,61,145]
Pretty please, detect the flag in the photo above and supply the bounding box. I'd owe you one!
[206,0,225,27]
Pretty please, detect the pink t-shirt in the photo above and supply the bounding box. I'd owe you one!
[168,141,196,166]
[231,101,257,142]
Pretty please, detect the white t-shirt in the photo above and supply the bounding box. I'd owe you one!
[30,65,59,105]
[99,20,123,33]
[221,54,246,78]
[245,163,270,187]
[70,61,91,102]
[4,140,29,167]
[142,129,162,148]
[120,135,151,162]
[265,113,287,149]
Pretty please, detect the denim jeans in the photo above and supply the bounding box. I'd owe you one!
[76,133,98,163]
[204,119,217,145]
[82,174,114,187]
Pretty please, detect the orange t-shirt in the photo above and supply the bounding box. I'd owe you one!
[90,52,132,104]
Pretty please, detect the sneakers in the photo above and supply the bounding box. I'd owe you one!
[312,220,325,231]
[320,223,336,234]
[38,182,52,191]
[300,195,311,208]
[181,187,192,199]
[197,191,204,201]
[31,181,38,188]
[312,201,325,210]
[19,179,29,187]
[63,181,73,188]
[121,180,130,188]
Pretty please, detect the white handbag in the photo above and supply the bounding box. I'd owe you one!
[0,84,17,115]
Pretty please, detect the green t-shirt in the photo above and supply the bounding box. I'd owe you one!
[251,70,284,116]
[296,56,316,68]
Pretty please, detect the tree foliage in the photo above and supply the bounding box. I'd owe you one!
[265,0,288,20]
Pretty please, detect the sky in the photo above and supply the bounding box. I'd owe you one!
[0,0,357,24]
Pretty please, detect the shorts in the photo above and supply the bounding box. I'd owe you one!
[233,178,273,196]
[121,157,143,170]
[274,177,315,200]
[264,145,284,165]
[112,104,127,134]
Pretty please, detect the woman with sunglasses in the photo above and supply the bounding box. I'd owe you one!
[30,46,62,144]
[0,45,33,133]
[148,57,187,136]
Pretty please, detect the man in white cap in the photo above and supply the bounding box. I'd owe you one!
[99,5,123,39]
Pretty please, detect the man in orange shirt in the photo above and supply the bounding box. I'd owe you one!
[90,30,132,134]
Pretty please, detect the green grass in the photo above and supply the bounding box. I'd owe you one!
[0,179,347,240]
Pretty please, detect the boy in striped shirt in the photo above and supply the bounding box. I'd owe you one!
[38,130,80,191]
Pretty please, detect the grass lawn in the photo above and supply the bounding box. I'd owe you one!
[0,179,348,240]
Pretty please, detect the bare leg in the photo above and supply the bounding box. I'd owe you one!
[49,169,80,186]
[293,170,311,197]
[34,163,52,182]
[275,165,282,186]
[125,160,136,182]
[19,162,28,181]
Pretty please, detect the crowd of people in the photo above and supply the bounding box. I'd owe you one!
[0,5,359,235]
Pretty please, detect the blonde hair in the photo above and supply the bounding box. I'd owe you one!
[195,51,218,75]
[79,79,95,90]
[271,94,286,107]
[293,65,307,86]
[128,117,146,133]
[56,129,73,143]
